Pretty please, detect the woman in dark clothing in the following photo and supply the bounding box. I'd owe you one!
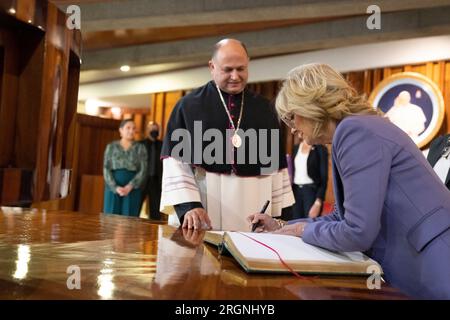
[291,140,328,219]
[427,133,450,191]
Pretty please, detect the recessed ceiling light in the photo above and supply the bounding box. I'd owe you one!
[27,19,32,24]
[8,8,16,14]
[120,65,130,72]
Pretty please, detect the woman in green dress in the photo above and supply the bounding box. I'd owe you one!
[103,119,147,216]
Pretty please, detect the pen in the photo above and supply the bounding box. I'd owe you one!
[252,200,270,232]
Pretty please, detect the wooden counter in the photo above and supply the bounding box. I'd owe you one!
[0,209,407,300]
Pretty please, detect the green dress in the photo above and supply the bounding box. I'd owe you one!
[103,141,147,216]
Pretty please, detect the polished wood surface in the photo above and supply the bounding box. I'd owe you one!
[0,209,408,299]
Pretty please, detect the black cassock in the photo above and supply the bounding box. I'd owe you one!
[161,81,292,222]
[140,138,163,219]
[161,81,287,176]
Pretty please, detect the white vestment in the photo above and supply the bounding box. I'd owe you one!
[160,157,295,231]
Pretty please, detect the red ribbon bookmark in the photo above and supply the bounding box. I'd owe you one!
[237,232,315,281]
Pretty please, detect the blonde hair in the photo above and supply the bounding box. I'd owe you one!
[276,63,380,139]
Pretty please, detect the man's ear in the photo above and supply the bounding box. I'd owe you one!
[208,60,214,71]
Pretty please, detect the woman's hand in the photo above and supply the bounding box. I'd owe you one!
[121,184,134,196]
[273,222,307,237]
[116,184,133,197]
[247,213,280,232]
[116,186,126,196]
[308,201,322,218]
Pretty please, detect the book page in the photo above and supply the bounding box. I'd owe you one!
[203,231,225,246]
[207,231,225,237]
[227,232,373,264]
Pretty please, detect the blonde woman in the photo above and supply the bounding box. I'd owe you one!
[248,63,450,299]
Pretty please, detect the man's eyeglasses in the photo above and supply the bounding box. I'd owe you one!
[280,112,296,129]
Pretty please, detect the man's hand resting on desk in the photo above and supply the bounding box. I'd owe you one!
[182,208,212,230]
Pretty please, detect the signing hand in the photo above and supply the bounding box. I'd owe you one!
[246,213,280,232]
[273,222,307,237]
[308,201,322,218]
[182,208,212,230]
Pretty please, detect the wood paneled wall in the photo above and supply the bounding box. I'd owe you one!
[63,114,121,211]
[78,174,105,214]
[0,1,81,206]
[146,60,450,206]
[32,59,450,211]
[14,52,449,211]
[345,61,450,139]
[99,106,155,141]
[149,91,184,140]
[0,168,33,206]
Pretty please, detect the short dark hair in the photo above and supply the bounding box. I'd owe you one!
[119,118,134,128]
[147,121,160,130]
[211,39,249,60]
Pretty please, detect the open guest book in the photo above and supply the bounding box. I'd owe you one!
[204,231,382,275]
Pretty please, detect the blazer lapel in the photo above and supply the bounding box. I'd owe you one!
[332,151,345,219]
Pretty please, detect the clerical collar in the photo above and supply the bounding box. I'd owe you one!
[212,82,244,99]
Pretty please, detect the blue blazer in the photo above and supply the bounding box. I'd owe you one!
[299,115,450,299]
